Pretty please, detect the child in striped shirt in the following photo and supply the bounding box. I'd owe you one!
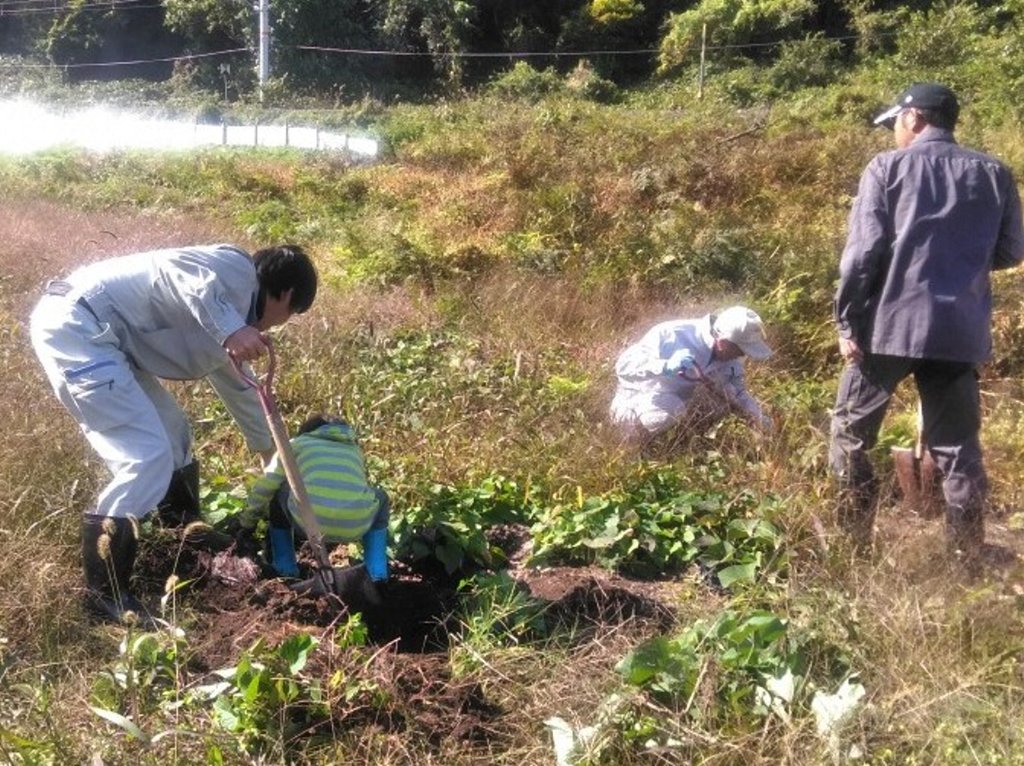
[241,414,389,582]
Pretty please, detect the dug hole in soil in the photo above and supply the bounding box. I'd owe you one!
[129,523,679,750]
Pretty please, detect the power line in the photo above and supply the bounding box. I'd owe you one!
[0,0,76,7]
[294,44,660,58]
[0,30,884,71]
[293,33,868,59]
[0,0,160,16]
[1,47,250,69]
[0,0,150,7]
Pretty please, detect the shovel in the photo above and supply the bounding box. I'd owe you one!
[231,341,344,600]
[891,402,944,519]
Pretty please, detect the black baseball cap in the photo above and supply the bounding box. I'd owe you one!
[873,83,959,129]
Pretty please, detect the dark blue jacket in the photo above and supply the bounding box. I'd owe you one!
[836,127,1024,362]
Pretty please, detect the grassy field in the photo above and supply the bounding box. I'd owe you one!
[5,60,1024,765]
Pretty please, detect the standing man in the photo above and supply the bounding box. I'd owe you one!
[610,305,774,437]
[30,243,318,623]
[831,83,1024,560]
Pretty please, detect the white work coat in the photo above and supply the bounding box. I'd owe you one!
[30,244,271,517]
[609,315,764,435]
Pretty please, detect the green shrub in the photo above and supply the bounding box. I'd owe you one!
[393,475,538,575]
[613,605,853,746]
[450,572,549,674]
[769,34,845,91]
[197,634,329,756]
[659,0,817,72]
[488,61,565,102]
[566,60,622,103]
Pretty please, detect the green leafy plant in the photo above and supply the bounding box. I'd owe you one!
[197,633,327,756]
[198,475,248,526]
[617,610,801,731]
[488,62,565,102]
[394,475,537,574]
[0,680,73,765]
[450,571,549,674]
[530,471,784,584]
[659,0,816,72]
[89,621,191,747]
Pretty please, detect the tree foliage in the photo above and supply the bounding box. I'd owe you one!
[8,0,1024,101]
[658,0,817,72]
[589,0,645,25]
[373,0,479,83]
[162,0,252,50]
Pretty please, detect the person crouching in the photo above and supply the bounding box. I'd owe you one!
[235,414,390,589]
[610,305,774,440]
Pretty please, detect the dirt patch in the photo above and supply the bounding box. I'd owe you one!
[136,525,684,663]
[150,552,461,670]
[378,653,504,744]
[122,519,690,760]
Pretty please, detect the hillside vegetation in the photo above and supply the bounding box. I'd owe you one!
[4,2,1024,765]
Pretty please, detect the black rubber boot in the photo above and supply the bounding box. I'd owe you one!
[156,461,201,527]
[154,462,231,552]
[946,503,985,574]
[836,478,878,554]
[82,514,152,626]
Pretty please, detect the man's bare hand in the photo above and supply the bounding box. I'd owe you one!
[224,326,270,362]
[838,336,863,365]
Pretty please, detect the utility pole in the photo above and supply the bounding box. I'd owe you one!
[698,23,707,100]
[257,0,271,100]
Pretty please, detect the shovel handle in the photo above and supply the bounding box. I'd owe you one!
[230,341,276,391]
[230,344,334,576]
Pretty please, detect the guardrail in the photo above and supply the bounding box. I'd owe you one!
[0,99,379,157]
[198,121,378,155]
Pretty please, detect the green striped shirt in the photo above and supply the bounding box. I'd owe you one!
[245,422,380,542]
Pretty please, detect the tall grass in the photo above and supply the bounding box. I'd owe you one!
[4,38,1024,762]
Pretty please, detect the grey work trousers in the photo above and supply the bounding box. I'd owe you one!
[30,292,193,519]
[829,354,987,511]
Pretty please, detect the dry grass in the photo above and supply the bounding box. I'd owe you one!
[4,169,1024,766]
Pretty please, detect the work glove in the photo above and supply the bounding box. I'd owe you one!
[663,349,697,377]
[234,527,261,560]
[218,513,260,559]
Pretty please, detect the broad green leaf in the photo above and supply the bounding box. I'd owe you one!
[212,696,241,731]
[717,562,757,588]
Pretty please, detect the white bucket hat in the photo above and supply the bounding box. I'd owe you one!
[713,306,772,360]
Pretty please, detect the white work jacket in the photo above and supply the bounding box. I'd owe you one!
[54,244,271,451]
[609,314,763,434]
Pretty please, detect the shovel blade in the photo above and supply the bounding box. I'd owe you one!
[891,447,944,519]
[289,564,383,608]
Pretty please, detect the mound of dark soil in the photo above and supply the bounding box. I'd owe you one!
[124,527,684,757]
[544,577,675,630]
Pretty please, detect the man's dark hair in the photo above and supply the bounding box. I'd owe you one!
[253,245,318,315]
[915,106,958,131]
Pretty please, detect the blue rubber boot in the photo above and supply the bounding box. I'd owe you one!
[361,527,389,582]
[267,526,300,578]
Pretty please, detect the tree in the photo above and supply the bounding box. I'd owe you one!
[162,0,253,52]
[371,0,478,85]
[45,0,177,80]
[659,0,817,72]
